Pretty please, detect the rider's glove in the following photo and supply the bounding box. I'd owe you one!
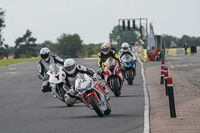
[67,88,78,97]
[43,75,49,81]
[97,68,103,75]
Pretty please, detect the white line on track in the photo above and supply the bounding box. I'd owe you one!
[137,57,150,133]
[167,61,174,70]
[9,68,16,70]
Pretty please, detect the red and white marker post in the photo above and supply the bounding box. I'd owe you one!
[160,60,165,84]
[164,66,169,96]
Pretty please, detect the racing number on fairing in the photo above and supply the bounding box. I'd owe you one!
[78,77,87,84]
[82,77,87,82]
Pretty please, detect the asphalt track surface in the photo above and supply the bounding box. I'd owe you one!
[0,58,144,133]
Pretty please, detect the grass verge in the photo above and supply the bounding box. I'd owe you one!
[0,57,40,67]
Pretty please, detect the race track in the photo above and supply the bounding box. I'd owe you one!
[0,58,145,133]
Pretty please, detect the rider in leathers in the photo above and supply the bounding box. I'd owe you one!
[63,58,96,104]
[118,42,136,59]
[37,47,64,93]
[118,42,137,77]
[97,43,121,79]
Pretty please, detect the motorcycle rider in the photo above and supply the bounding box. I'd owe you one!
[37,47,64,93]
[118,42,137,77]
[98,43,124,84]
[63,58,99,104]
[97,43,122,80]
[118,42,136,60]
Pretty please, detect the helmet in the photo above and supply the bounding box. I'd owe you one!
[64,59,76,74]
[122,42,129,51]
[40,47,51,62]
[101,43,111,55]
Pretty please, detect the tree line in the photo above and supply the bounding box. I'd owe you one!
[162,34,200,48]
[1,8,200,59]
[2,28,200,59]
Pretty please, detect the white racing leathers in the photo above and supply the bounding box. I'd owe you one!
[37,55,64,93]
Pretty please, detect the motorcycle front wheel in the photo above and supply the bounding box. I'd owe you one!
[88,95,104,117]
[111,77,121,97]
[127,70,133,85]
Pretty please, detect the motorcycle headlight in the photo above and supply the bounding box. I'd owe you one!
[86,81,92,89]
[76,82,92,92]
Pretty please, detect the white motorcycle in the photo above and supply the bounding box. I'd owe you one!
[47,64,75,107]
[75,73,111,117]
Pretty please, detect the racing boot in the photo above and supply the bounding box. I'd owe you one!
[101,80,109,94]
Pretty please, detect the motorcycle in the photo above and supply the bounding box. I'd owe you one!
[121,54,136,85]
[75,73,111,117]
[103,57,123,97]
[47,64,75,107]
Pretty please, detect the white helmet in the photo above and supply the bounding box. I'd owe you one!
[101,43,111,55]
[40,47,51,62]
[64,59,76,74]
[122,42,129,51]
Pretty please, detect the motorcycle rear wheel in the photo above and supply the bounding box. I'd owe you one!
[88,95,104,117]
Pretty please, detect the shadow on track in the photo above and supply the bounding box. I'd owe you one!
[43,104,86,109]
[109,95,144,98]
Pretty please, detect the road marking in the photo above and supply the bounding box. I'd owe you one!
[7,72,17,74]
[167,61,174,70]
[9,68,16,70]
[137,57,150,133]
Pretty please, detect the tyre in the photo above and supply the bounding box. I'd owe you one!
[127,70,133,85]
[104,102,111,115]
[67,103,74,107]
[88,95,104,117]
[111,77,121,97]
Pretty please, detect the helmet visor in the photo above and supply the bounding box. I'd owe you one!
[102,48,109,52]
[123,47,128,50]
[65,64,75,71]
[41,54,49,59]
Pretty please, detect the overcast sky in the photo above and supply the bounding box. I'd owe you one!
[1,0,200,46]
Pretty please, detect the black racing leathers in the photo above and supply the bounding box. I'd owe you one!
[98,50,120,69]
[37,55,64,81]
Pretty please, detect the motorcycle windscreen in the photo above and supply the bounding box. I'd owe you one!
[104,58,115,67]
[122,54,132,62]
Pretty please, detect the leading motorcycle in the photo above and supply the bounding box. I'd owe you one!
[75,73,111,117]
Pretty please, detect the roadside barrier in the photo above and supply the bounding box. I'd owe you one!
[160,60,165,84]
[167,77,176,118]
[164,66,169,96]
[160,59,177,118]
[166,48,191,55]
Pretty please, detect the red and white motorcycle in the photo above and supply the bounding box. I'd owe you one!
[75,73,111,117]
[103,57,123,97]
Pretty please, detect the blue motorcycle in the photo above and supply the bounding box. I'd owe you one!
[120,54,136,85]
